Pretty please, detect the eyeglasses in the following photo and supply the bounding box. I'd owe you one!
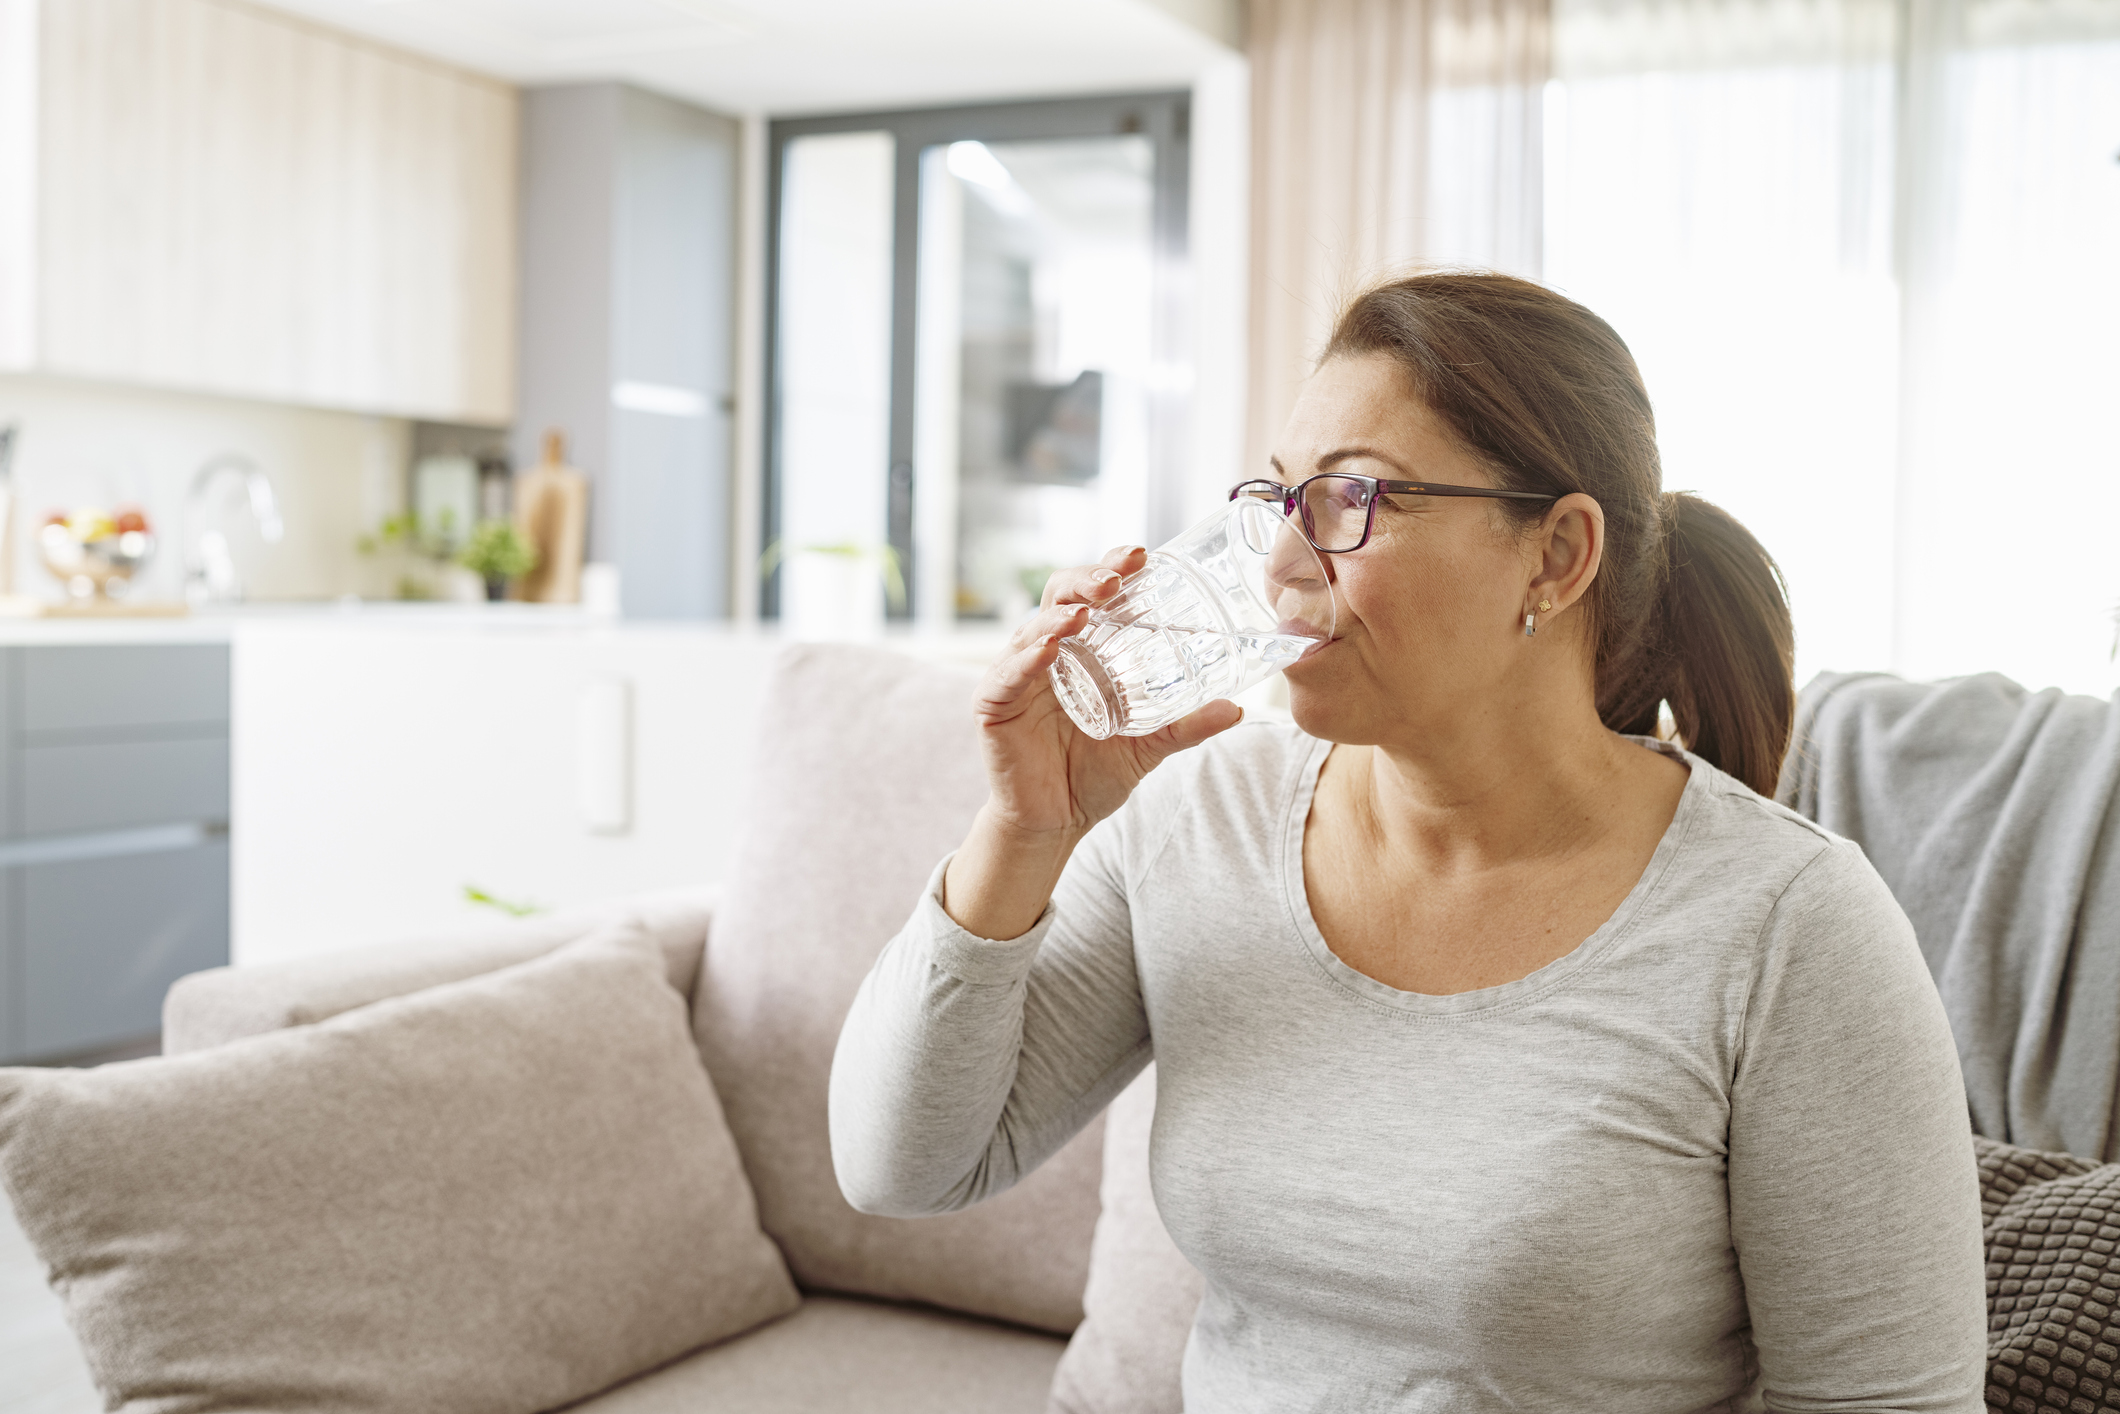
[1230,474,1559,554]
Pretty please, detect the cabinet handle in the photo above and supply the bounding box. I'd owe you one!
[0,821,225,870]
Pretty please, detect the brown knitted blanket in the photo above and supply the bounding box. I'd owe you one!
[1980,1135,2120,1411]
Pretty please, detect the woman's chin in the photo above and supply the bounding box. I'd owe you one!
[1283,660,1347,739]
[1284,643,1393,744]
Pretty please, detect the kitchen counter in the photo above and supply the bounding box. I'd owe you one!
[0,613,239,646]
[0,600,605,645]
[0,601,1015,664]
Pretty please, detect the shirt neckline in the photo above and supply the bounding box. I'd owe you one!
[1277,733,1708,1017]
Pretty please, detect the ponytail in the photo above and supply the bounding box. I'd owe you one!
[1602,494,1795,796]
[1325,273,1797,795]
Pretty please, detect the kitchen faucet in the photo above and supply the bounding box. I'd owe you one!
[184,454,284,604]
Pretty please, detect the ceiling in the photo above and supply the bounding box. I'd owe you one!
[244,0,1242,116]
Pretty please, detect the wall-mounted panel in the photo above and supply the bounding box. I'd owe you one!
[515,82,737,619]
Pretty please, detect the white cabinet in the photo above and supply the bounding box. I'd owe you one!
[0,0,517,425]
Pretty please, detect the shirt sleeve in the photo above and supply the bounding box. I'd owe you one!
[1729,837,1989,1413]
[827,801,1159,1218]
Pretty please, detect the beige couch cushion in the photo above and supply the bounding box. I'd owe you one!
[1048,1066,1203,1414]
[0,924,799,1414]
[163,888,719,1054]
[574,1295,1064,1413]
[696,644,1104,1335]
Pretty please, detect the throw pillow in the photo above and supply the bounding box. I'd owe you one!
[1049,1065,1203,1414]
[0,923,800,1414]
[695,644,1105,1335]
[1978,1134,2120,1412]
[162,888,718,1054]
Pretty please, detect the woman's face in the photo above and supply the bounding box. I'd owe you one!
[1276,353,1555,748]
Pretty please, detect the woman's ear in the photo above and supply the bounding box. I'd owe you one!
[1528,493,1604,617]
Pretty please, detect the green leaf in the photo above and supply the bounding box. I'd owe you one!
[463,883,544,917]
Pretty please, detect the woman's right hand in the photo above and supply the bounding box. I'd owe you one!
[942,546,1243,941]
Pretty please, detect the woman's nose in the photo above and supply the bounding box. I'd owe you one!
[1266,521,1324,591]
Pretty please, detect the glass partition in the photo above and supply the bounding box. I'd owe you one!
[917,135,1156,625]
[765,94,1189,628]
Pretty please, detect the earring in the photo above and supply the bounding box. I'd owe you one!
[1523,611,1536,638]
[1537,599,1552,612]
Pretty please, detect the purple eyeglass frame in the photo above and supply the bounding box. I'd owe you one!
[1230,474,1558,554]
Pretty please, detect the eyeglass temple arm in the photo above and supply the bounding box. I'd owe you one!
[1370,480,1558,502]
[1229,479,1557,503]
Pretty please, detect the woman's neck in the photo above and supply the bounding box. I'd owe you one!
[1324,693,1674,877]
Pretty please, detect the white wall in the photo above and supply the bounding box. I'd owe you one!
[0,373,408,603]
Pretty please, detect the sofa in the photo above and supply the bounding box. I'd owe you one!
[0,644,1190,1414]
[4,647,2119,1414]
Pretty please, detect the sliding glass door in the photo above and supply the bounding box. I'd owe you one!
[766,93,1190,630]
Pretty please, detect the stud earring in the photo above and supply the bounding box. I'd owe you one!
[1537,599,1552,612]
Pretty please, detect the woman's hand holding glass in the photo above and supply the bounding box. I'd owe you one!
[941,546,1244,942]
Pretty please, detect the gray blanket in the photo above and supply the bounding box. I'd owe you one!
[1778,671,2120,1161]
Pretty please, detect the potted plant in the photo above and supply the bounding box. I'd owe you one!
[457,520,539,602]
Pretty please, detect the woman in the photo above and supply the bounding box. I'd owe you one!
[829,272,1986,1410]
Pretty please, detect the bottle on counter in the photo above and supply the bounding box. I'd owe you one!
[512,430,589,604]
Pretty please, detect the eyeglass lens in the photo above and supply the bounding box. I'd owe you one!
[1299,476,1373,552]
[1235,475,1375,552]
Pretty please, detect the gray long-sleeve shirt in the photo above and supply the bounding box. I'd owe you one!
[829,725,1988,1412]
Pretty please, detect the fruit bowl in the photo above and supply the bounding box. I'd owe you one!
[40,507,156,601]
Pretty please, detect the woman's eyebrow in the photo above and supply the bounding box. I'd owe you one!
[1319,447,1411,475]
[1270,447,1414,480]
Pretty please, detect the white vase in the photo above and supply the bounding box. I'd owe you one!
[783,552,886,642]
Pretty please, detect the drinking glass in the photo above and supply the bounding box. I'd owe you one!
[1047,499,1335,739]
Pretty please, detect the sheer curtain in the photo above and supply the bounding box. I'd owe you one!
[1250,0,2120,695]
[1545,0,1903,688]
[1890,0,2120,695]
[1546,0,2120,692]
[1246,0,1549,470]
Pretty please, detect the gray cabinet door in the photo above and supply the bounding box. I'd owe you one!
[0,644,234,1064]
[19,737,230,837]
[14,840,230,1062]
[20,645,230,737]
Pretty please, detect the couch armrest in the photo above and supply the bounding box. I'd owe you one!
[163,886,720,1055]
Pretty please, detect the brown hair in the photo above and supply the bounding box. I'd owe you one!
[1324,270,1796,795]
